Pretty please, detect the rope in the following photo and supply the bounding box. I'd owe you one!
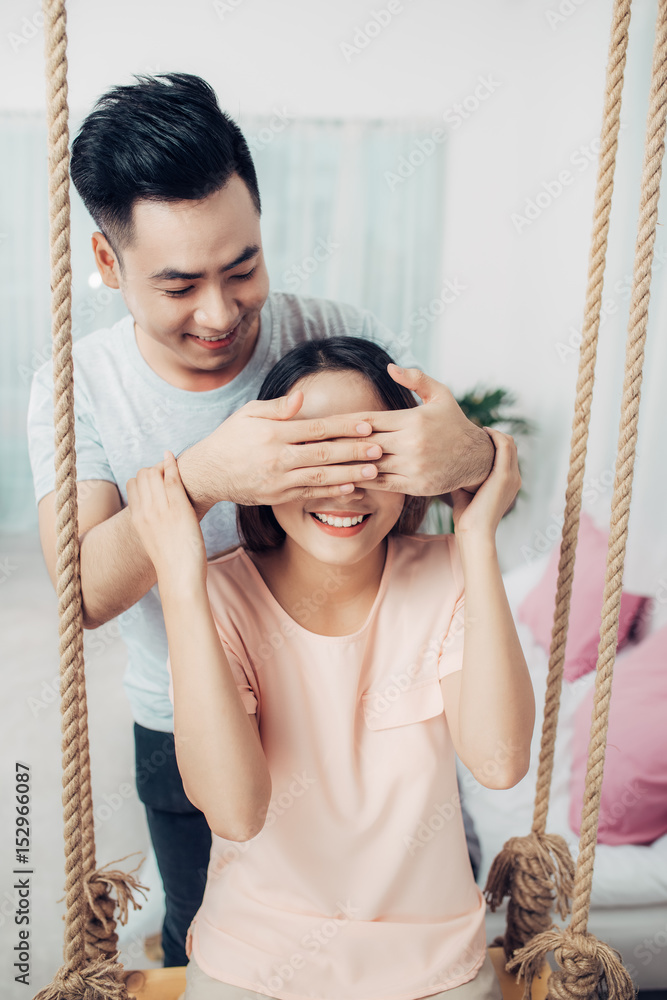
[36,2,150,995]
[483,0,631,961]
[42,0,87,970]
[508,0,667,995]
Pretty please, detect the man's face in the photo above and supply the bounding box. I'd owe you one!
[96,173,270,390]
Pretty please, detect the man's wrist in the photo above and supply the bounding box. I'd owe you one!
[457,425,496,493]
[176,442,223,520]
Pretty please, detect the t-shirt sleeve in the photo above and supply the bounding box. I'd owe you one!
[26,362,117,505]
[166,621,259,716]
[438,534,466,679]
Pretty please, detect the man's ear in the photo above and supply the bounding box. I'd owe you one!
[91,231,121,290]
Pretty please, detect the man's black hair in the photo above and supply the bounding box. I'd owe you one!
[70,72,261,254]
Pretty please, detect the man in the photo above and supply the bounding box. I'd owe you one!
[27,73,493,967]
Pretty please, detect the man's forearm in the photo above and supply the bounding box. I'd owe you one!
[78,448,216,627]
[176,440,220,519]
[79,506,159,627]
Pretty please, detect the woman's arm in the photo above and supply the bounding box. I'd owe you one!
[127,450,272,842]
[161,576,271,842]
[447,532,534,788]
[440,429,535,789]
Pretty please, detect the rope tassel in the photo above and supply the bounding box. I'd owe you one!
[32,955,131,1000]
[507,927,635,1000]
[83,856,149,959]
[483,832,574,962]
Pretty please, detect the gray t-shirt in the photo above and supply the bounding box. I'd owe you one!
[27,291,419,731]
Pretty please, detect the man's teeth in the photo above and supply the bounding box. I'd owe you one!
[196,331,233,341]
[312,513,368,528]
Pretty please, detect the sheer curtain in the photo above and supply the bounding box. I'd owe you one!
[0,114,446,531]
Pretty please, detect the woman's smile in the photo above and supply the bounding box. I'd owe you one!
[309,510,373,536]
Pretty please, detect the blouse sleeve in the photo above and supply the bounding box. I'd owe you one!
[166,618,259,716]
[437,590,465,679]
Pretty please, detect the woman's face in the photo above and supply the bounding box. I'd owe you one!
[270,370,407,567]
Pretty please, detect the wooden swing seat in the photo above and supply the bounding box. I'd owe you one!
[124,946,551,1000]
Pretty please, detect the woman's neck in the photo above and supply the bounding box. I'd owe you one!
[248,537,389,636]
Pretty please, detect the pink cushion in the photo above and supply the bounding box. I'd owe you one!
[518,512,646,681]
[568,624,667,845]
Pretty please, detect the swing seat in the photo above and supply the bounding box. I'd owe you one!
[123,947,551,1000]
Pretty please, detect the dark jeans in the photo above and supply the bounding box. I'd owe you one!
[134,723,483,968]
[134,723,212,968]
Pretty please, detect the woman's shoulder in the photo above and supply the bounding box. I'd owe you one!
[205,545,251,599]
[206,543,246,565]
[394,531,458,553]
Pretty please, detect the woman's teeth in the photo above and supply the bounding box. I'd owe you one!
[312,513,369,528]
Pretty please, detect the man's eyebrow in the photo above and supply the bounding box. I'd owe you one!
[148,244,261,282]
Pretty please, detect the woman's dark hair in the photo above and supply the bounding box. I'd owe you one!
[70,72,260,255]
[237,336,432,552]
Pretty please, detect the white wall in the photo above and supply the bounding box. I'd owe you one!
[3,0,665,587]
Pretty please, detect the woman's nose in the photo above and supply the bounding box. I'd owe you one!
[342,483,366,500]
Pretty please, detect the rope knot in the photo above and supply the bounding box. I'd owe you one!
[31,954,131,999]
[483,831,574,961]
[507,926,636,1000]
[83,854,149,958]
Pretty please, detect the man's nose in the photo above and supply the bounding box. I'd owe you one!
[193,287,238,332]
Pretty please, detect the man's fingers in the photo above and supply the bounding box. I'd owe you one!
[281,462,382,492]
[163,450,184,488]
[245,390,305,421]
[358,472,414,493]
[386,363,442,404]
[280,472,410,502]
[283,438,384,469]
[273,410,407,442]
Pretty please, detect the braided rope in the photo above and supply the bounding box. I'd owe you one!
[42,0,87,969]
[532,0,632,839]
[570,0,667,937]
[484,0,632,960]
[508,2,667,996]
[38,3,150,995]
